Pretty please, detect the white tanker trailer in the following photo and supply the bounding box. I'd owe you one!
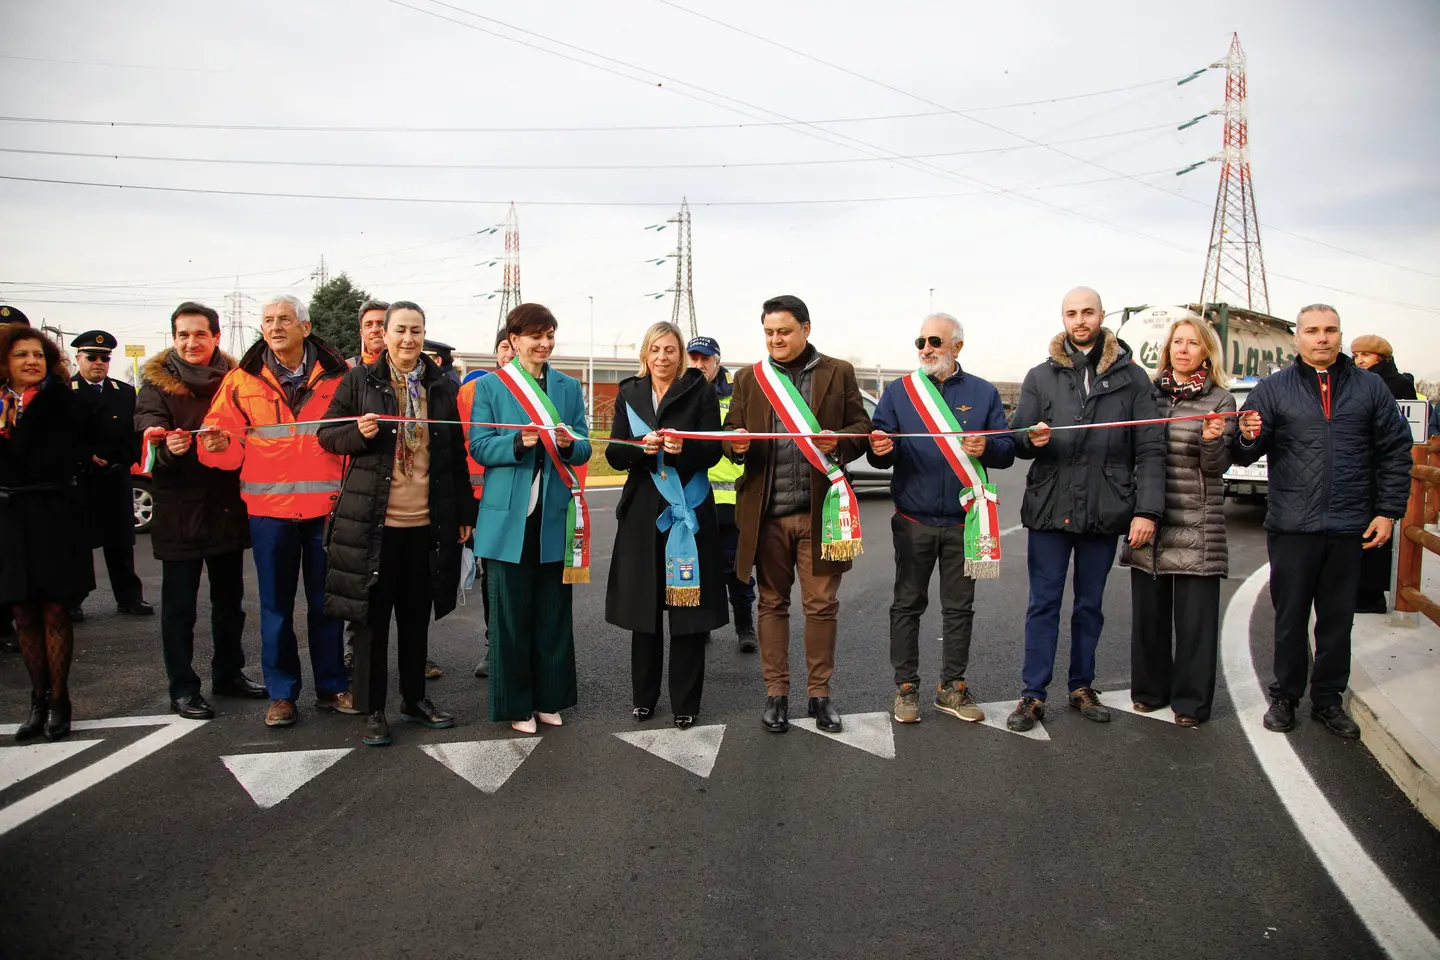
[1116,302,1295,500]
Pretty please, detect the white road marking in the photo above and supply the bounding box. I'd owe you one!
[0,717,207,837]
[790,711,895,759]
[0,740,103,791]
[974,701,1051,741]
[0,714,177,735]
[999,524,1024,538]
[1221,565,1440,959]
[421,739,540,794]
[221,748,352,809]
[1097,688,1178,725]
[614,724,725,778]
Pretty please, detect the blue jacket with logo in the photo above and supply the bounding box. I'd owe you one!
[866,364,1015,526]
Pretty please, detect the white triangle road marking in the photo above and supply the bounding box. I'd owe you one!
[614,724,725,778]
[0,740,104,792]
[1097,687,1179,725]
[421,739,540,794]
[790,711,895,759]
[221,748,352,809]
[975,701,1051,741]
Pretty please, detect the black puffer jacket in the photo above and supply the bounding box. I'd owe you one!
[1011,329,1166,535]
[316,354,473,624]
[134,349,250,561]
[1231,354,1413,534]
[1369,356,1419,401]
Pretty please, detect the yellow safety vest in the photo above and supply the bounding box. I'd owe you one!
[709,392,743,505]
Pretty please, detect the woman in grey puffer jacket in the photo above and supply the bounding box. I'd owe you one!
[1120,316,1236,725]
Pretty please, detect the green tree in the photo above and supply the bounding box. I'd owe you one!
[307,273,368,358]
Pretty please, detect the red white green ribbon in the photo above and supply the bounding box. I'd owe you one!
[141,426,165,473]
[902,370,1001,579]
[493,359,591,584]
[752,360,862,560]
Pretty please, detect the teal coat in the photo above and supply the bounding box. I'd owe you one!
[469,365,592,564]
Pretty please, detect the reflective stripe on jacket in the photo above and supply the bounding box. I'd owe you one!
[708,393,743,504]
[198,334,348,520]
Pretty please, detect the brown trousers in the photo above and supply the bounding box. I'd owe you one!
[755,512,842,697]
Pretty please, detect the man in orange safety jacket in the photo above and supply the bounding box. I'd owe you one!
[199,293,356,728]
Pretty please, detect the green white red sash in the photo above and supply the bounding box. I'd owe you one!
[901,370,1000,579]
[752,360,862,560]
[494,359,590,584]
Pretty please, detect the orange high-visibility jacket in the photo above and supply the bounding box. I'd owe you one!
[456,376,485,493]
[198,336,349,520]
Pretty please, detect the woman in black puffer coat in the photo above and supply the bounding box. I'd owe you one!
[317,301,472,747]
[1,325,95,740]
[1120,317,1236,726]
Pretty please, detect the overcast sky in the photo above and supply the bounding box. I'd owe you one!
[2,0,1437,382]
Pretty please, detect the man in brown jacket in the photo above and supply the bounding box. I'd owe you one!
[725,295,871,734]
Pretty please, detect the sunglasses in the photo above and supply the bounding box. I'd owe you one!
[914,336,951,350]
[80,352,111,362]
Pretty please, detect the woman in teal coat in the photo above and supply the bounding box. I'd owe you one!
[470,303,591,735]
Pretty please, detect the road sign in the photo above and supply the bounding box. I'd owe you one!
[1397,399,1431,443]
[124,344,145,358]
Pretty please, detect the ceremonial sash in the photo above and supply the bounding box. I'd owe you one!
[624,403,710,607]
[494,359,590,584]
[752,360,862,560]
[901,370,1001,579]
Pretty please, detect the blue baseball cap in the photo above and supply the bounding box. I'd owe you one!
[686,336,720,357]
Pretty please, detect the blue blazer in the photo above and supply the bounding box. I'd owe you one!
[469,365,592,564]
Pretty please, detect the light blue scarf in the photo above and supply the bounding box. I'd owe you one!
[625,402,710,607]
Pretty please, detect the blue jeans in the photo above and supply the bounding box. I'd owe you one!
[1021,530,1119,700]
[249,516,347,701]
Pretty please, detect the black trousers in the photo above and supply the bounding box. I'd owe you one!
[716,504,755,626]
[1267,532,1363,709]
[632,630,707,716]
[1356,536,1393,599]
[889,513,975,687]
[160,551,247,701]
[1129,570,1221,721]
[356,526,434,713]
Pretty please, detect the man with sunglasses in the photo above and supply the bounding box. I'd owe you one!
[70,330,152,619]
[867,314,1014,724]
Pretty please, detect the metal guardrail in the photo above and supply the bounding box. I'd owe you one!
[1396,436,1440,627]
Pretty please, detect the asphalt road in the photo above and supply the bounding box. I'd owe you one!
[2,469,1438,960]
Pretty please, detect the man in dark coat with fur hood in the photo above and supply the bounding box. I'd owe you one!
[134,302,264,720]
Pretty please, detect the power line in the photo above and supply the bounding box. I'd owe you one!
[0,124,1177,171]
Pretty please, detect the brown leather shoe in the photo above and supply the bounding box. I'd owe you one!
[315,690,359,715]
[264,699,297,727]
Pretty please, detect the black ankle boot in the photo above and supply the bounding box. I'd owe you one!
[44,695,71,741]
[16,691,47,741]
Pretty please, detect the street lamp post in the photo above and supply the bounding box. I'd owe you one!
[929,287,935,313]
[587,295,595,423]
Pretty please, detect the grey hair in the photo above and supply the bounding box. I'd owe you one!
[925,312,964,342]
[1296,303,1340,325]
[263,293,309,324]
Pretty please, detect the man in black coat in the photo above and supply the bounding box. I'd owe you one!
[1005,287,1166,732]
[1232,305,1414,739]
[134,303,266,719]
[70,330,151,618]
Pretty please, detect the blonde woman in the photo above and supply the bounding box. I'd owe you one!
[1119,316,1236,726]
[604,322,725,728]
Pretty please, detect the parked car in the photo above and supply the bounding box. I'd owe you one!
[847,391,892,493]
[131,462,154,533]
[1222,378,1267,499]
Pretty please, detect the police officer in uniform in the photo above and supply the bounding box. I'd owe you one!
[70,331,152,618]
[687,336,757,652]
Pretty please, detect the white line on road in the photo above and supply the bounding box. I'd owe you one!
[1221,565,1440,959]
[0,717,207,838]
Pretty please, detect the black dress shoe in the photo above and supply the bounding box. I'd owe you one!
[363,711,392,746]
[170,694,215,720]
[808,697,843,733]
[632,706,654,722]
[118,600,155,616]
[68,606,86,623]
[1263,697,1296,733]
[736,625,758,654]
[16,692,47,741]
[761,695,789,733]
[44,696,71,740]
[1313,705,1361,739]
[400,698,455,729]
[674,715,695,730]
[212,673,267,699]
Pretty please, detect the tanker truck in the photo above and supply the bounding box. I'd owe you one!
[1116,302,1295,500]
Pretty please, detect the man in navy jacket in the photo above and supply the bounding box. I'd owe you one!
[1232,304,1413,739]
[867,312,1015,724]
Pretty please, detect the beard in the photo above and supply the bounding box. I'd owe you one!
[920,354,953,378]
